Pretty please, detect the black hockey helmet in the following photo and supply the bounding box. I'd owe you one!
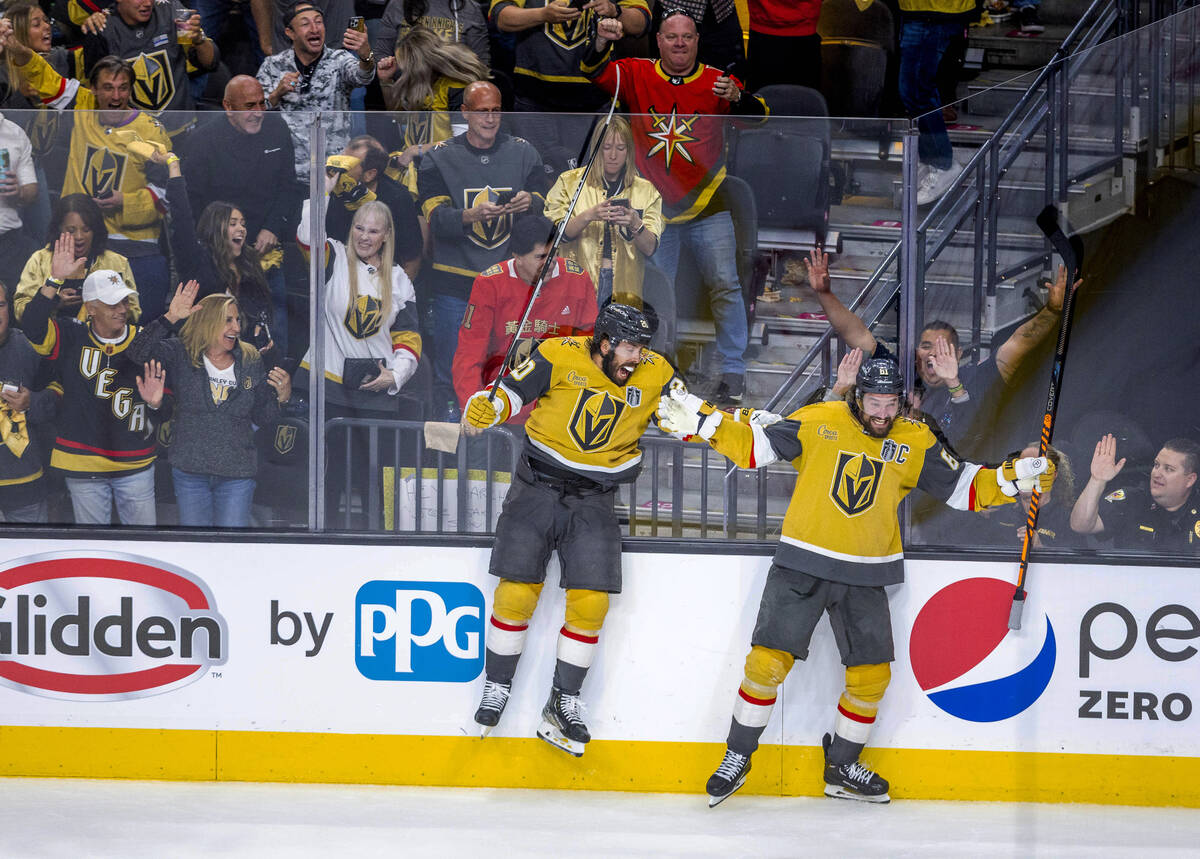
[856,357,905,396]
[594,303,654,348]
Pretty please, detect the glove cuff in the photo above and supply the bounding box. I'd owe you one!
[697,409,723,440]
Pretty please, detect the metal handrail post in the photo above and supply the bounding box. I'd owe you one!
[900,126,920,400]
[1058,55,1071,202]
[306,114,327,532]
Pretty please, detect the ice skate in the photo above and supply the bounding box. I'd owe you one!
[705,749,751,807]
[822,733,891,803]
[474,679,511,737]
[537,687,590,757]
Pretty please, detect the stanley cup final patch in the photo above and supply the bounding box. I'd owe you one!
[625,387,642,407]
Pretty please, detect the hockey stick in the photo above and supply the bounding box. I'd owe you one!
[1008,205,1084,630]
[487,67,621,403]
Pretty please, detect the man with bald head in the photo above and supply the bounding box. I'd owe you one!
[417,79,550,420]
[181,74,298,350]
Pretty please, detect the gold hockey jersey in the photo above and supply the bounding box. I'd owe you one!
[17,52,171,243]
[709,400,1018,585]
[499,336,677,484]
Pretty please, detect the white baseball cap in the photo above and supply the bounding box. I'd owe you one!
[82,270,136,305]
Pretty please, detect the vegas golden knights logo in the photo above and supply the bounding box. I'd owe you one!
[156,419,173,448]
[830,451,884,517]
[344,294,384,339]
[507,337,536,370]
[131,50,175,112]
[464,187,512,250]
[28,110,60,157]
[568,389,626,452]
[545,11,590,49]
[402,112,433,147]
[82,146,127,198]
[274,423,297,455]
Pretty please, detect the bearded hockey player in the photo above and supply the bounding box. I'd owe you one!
[658,357,1056,805]
[463,303,680,756]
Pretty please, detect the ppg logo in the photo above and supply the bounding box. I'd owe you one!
[355,581,485,682]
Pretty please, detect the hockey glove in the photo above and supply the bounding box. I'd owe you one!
[996,456,1056,496]
[657,379,722,440]
[730,407,783,427]
[326,155,375,210]
[464,388,511,430]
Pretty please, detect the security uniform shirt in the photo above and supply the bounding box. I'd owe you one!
[707,400,1019,586]
[417,132,548,300]
[498,336,678,487]
[1101,486,1200,554]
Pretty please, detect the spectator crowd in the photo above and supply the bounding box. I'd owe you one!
[0,0,1192,559]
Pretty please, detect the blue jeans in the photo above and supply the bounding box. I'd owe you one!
[172,467,256,528]
[66,469,156,526]
[430,292,468,406]
[652,211,747,376]
[899,19,960,170]
[0,500,48,523]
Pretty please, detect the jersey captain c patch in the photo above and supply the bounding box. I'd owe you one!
[831,451,884,517]
[568,389,626,452]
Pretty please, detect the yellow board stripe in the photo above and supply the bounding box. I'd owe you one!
[0,727,1196,807]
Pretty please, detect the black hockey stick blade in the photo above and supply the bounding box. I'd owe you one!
[1036,204,1084,281]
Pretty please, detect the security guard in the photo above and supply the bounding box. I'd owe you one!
[1071,434,1200,554]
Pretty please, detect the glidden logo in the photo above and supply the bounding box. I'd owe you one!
[0,551,228,701]
[909,577,1055,722]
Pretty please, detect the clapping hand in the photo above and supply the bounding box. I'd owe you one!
[136,360,166,409]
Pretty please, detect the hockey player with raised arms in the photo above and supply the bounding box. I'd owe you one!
[462,303,681,756]
[657,357,1056,804]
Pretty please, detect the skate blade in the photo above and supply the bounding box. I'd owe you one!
[537,721,585,757]
[823,784,891,804]
[478,723,494,738]
[707,782,745,808]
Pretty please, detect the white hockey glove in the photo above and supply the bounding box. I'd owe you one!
[463,388,510,430]
[996,456,1056,496]
[730,407,783,427]
[657,379,722,440]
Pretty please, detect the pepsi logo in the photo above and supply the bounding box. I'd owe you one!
[909,577,1055,722]
[0,551,228,701]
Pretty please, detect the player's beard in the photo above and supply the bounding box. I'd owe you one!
[601,349,632,386]
[864,414,895,438]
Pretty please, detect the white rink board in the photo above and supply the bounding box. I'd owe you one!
[0,540,1196,757]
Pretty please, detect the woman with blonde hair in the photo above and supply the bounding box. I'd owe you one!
[546,116,664,309]
[375,25,489,176]
[129,282,292,528]
[296,191,422,525]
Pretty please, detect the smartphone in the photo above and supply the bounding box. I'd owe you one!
[348,15,366,32]
[494,189,517,206]
[1,383,17,395]
[0,149,9,172]
[609,198,629,208]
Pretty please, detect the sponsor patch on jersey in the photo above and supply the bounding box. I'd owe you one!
[625,387,642,407]
[817,424,838,441]
[566,370,589,387]
[1104,489,1126,502]
[830,451,884,517]
[568,389,626,452]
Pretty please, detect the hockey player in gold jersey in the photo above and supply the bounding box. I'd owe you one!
[462,303,680,756]
[658,357,1056,805]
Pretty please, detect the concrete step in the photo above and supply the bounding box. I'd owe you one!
[968,22,1076,70]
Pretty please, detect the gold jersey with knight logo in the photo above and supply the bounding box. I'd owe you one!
[499,336,678,484]
[708,400,1020,586]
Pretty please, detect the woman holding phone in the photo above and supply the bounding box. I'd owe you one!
[545,116,663,308]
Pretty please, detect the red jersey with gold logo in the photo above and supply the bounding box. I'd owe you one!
[584,53,767,222]
[453,256,598,415]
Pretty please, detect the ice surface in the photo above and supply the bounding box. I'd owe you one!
[0,778,1195,858]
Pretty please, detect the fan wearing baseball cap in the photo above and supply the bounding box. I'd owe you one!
[22,246,170,526]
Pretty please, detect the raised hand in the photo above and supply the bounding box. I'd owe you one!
[267,365,292,403]
[136,360,165,409]
[596,16,623,42]
[1046,263,1082,314]
[50,232,86,281]
[165,280,200,325]
[802,250,831,293]
[833,347,863,396]
[928,335,960,385]
[1090,433,1126,483]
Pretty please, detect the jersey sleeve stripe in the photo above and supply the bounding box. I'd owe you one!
[946,462,984,510]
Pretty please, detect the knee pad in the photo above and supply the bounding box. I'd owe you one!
[744,645,794,690]
[564,589,609,633]
[845,663,891,703]
[493,579,544,624]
